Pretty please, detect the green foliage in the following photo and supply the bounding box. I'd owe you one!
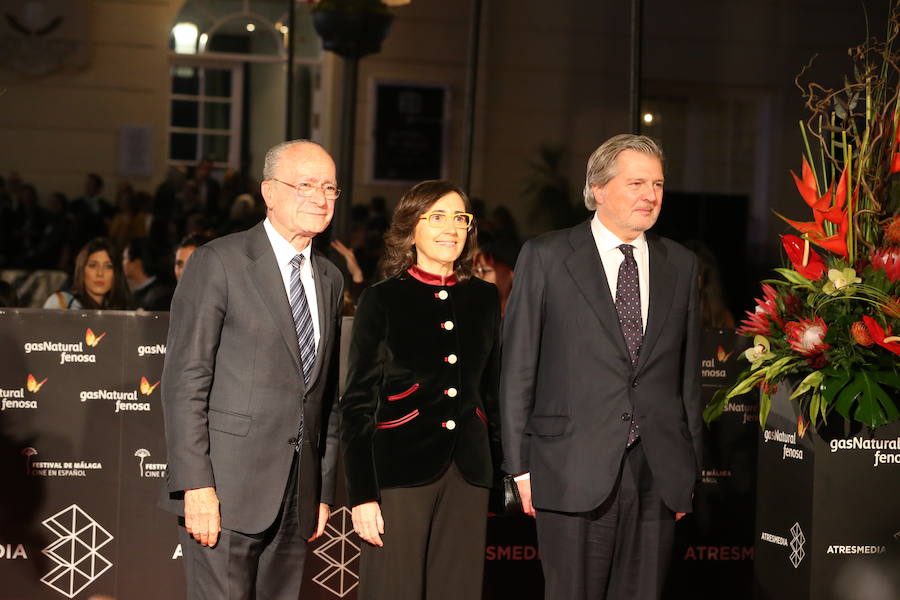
[523,145,586,230]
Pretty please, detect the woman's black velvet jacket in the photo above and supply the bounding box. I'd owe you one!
[341,268,502,508]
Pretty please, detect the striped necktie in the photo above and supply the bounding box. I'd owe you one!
[289,254,315,453]
[289,254,316,385]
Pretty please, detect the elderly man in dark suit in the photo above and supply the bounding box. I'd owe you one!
[160,140,344,600]
[501,134,702,600]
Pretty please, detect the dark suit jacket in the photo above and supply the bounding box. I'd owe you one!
[341,271,501,508]
[160,222,343,537]
[500,220,702,514]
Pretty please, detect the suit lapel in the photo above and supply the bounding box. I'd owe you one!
[563,221,632,364]
[306,251,334,388]
[246,223,306,385]
[635,234,676,373]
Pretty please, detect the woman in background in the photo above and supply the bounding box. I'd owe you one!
[43,237,131,310]
[341,180,501,600]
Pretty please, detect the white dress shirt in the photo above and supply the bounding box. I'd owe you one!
[590,214,650,332]
[263,217,321,350]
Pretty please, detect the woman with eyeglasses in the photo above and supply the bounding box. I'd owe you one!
[341,180,501,600]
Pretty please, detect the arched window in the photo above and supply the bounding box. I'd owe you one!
[167,0,321,175]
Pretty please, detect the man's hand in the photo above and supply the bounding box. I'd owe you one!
[308,503,331,542]
[676,512,686,521]
[351,501,385,547]
[184,487,221,547]
[516,477,536,518]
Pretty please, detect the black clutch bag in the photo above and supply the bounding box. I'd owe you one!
[502,474,523,513]
[489,473,523,515]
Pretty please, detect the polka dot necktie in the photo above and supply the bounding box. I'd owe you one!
[289,254,316,453]
[615,244,643,446]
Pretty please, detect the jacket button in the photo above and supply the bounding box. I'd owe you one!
[631,380,638,388]
[445,387,458,397]
[444,420,456,430]
[445,354,458,364]
[442,320,455,330]
[621,413,631,422]
[438,290,449,300]
[288,437,297,445]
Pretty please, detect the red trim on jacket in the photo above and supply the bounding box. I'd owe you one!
[386,383,420,401]
[475,407,488,425]
[376,409,420,429]
[407,265,457,286]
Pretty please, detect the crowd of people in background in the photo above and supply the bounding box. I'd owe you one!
[0,163,523,312]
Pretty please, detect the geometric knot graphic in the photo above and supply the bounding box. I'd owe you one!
[311,506,360,597]
[789,522,806,569]
[41,504,114,598]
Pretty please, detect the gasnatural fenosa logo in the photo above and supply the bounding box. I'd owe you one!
[139,377,160,395]
[79,377,157,413]
[84,328,106,347]
[0,373,46,411]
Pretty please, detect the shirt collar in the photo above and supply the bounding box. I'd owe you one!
[590,213,648,255]
[263,217,312,268]
[407,264,458,286]
[133,275,157,293]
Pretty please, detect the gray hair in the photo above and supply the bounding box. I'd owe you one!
[262,139,325,181]
[582,134,664,210]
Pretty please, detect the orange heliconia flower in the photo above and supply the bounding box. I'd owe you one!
[779,158,851,258]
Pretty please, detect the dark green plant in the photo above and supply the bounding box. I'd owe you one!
[524,145,586,231]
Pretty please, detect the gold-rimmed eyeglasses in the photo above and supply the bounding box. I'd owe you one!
[271,178,341,200]
[419,211,474,230]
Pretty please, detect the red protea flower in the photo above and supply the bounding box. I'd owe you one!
[784,316,830,356]
[850,321,874,346]
[861,316,900,357]
[871,247,900,282]
[783,293,803,317]
[884,217,900,245]
[737,284,782,335]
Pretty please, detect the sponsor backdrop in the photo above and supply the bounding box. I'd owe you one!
[755,386,900,599]
[1,310,756,599]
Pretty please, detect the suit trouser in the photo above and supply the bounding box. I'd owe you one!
[535,441,675,600]
[179,453,307,600]
[358,462,489,600]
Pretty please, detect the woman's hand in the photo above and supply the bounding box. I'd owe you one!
[331,240,364,283]
[352,501,385,547]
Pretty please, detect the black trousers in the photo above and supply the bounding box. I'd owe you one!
[179,454,307,600]
[358,462,489,600]
[535,441,676,600]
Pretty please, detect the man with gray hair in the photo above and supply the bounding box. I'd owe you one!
[500,134,702,599]
[161,140,344,599]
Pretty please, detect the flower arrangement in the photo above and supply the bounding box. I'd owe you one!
[705,8,900,430]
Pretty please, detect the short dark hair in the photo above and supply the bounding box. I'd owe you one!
[379,180,478,281]
[87,173,104,190]
[178,233,212,251]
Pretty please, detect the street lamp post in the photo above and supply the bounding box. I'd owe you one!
[311,1,396,242]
